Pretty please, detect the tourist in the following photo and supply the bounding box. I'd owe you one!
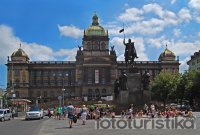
[53,106,57,119]
[81,105,88,125]
[66,103,75,128]
[121,110,125,117]
[47,108,51,118]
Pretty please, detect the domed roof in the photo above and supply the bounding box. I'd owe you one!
[158,45,176,61]
[11,47,29,60]
[85,13,107,36]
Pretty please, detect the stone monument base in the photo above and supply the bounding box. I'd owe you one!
[118,91,129,105]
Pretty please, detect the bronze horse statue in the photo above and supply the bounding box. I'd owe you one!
[123,38,138,66]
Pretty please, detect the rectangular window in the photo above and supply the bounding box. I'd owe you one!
[95,69,99,84]
[36,71,41,76]
[44,91,47,97]
[43,71,49,76]
[15,69,20,76]
[37,91,41,97]
[87,68,93,84]
[43,80,48,86]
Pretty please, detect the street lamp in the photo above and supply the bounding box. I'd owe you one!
[62,88,65,106]
[36,96,41,107]
[62,77,66,106]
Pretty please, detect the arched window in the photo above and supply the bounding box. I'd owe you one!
[88,89,93,95]
[102,89,106,96]
[102,89,106,93]
[93,41,99,50]
[101,42,106,50]
[87,42,92,50]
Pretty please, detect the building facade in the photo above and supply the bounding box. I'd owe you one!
[187,50,200,71]
[6,13,180,102]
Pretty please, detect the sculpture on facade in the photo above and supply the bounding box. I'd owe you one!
[119,71,128,90]
[114,79,119,99]
[142,70,150,90]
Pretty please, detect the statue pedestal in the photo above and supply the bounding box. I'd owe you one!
[127,72,142,104]
[142,90,151,103]
[118,91,129,105]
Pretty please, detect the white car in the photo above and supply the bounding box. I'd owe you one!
[25,107,44,120]
[0,109,12,122]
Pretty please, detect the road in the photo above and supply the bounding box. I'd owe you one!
[0,118,48,135]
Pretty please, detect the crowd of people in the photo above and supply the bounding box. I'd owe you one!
[45,103,194,128]
[45,103,116,128]
[120,103,194,119]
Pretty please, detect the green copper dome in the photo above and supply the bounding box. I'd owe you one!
[85,13,107,36]
[159,45,176,61]
[11,48,29,60]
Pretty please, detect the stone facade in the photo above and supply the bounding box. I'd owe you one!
[6,13,180,103]
[187,50,200,71]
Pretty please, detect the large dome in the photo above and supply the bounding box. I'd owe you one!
[11,48,29,60]
[85,13,107,36]
[158,45,176,61]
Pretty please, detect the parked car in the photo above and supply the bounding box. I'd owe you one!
[25,107,44,120]
[0,109,12,122]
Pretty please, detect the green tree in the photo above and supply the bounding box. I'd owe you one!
[178,70,200,107]
[190,70,200,106]
[150,72,179,106]
[176,72,188,106]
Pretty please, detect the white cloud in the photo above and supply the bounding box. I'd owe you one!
[114,3,186,36]
[58,25,83,39]
[168,41,200,56]
[179,57,190,73]
[143,3,164,18]
[0,24,77,64]
[173,28,181,37]
[189,0,200,11]
[146,36,167,48]
[195,16,200,23]
[171,0,176,4]
[125,18,166,35]
[178,8,192,23]
[118,8,144,22]
[0,25,21,64]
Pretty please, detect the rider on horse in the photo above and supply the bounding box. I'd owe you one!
[123,38,138,66]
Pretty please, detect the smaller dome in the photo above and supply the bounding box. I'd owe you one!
[11,48,29,60]
[159,45,176,61]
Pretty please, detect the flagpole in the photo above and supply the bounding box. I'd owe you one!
[123,23,125,40]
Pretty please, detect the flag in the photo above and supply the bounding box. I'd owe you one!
[119,28,124,33]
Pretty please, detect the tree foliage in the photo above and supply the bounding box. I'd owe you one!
[151,70,200,107]
[150,72,179,106]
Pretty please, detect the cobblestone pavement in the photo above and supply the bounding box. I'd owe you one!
[38,113,200,135]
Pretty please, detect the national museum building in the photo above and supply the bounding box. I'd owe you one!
[6,13,180,102]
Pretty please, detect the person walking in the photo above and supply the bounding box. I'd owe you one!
[66,103,75,128]
[47,108,51,118]
[81,105,88,125]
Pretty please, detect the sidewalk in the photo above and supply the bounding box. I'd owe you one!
[38,118,98,135]
[38,115,200,135]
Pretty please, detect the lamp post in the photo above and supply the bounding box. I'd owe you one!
[62,88,65,106]
[62,78,65,106]
[36,96,41,107]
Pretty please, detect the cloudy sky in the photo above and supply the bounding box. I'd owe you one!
[0,0,200,88]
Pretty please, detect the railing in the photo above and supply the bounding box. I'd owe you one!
[117,61,161,64]
[29,61,76,64]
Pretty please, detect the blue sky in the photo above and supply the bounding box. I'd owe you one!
[0,0,200,89]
